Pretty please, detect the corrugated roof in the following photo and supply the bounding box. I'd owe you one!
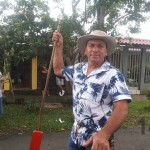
[116,38,150,46]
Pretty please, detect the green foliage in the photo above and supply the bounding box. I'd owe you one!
[15,98,25,104]
[0,0,56,72]
[83,0,150,35]
[147,120,150,125]
[0,0,85,71]
[146,87,150,100]
[60,16,85,65]
[1,0,150,72]
[24,100,40,111]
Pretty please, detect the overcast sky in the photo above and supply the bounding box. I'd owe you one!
[130,20,150,39]
[1,0,150,40]
[49,0,150,40]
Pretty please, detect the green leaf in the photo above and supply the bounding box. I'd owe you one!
[146,120,150,125]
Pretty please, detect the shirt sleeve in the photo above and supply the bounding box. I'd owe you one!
[62,65,74,81]
[107,70,132,103]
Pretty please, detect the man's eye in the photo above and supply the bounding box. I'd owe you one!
[99,44,106,48]
[88,44,94,47]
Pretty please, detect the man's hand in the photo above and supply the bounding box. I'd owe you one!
[52,30,64,76]
[83,100,128,150]
[83,131,110,150]
[0,76,5,82]
[52,30,63,48]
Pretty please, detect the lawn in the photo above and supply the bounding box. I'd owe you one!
[0,102,73,136]
[123,101,150,128]
[0,100,150,136]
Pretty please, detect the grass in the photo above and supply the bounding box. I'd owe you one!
[0,103,73,136]
[0,100,150,136]
[123,101,150,128]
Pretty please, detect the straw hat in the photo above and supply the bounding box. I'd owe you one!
[77,30,116,55]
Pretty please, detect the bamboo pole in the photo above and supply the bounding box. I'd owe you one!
[37,21,61,130]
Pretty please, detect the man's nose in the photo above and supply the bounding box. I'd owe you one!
[92,47,99,52]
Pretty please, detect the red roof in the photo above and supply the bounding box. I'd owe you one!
[116,38,150,46]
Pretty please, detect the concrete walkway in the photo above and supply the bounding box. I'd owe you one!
[0,127,150,150]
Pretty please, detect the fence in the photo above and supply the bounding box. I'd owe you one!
[108,47,150,93]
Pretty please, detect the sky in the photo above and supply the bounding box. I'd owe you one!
[49,0,150,40]
[130,20,150,39]
[1,0,150,40]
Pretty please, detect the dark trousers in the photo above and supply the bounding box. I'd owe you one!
[67,136,91,150]
[67,135,114,150]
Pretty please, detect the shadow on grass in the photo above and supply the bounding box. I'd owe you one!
[143,106,150,112]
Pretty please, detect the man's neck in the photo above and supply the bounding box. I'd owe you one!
[86,61,104,75]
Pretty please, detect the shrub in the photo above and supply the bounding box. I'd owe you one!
[15,98,25,104]
[24,100,39,111]
[146,87,150,100]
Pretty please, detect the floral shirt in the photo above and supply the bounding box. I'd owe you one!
[62,61,131,146]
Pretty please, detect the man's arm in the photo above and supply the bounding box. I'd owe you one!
[52,30,64,77]
[83,100,128,150]
[0,76,5,83]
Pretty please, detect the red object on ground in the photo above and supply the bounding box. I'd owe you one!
[29,130,43,150]
[29,21,61,150]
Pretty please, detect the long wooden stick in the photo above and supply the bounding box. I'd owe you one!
[38,21,61,130]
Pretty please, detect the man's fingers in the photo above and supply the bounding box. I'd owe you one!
[91,143,99,150]
[52,30,58,39]
[52,30,61,43]
[83,136,93,147]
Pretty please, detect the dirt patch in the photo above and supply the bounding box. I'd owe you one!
[44,103,63,109]
[131,94,149,101]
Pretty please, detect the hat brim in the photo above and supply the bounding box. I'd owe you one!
[77,35,116,55]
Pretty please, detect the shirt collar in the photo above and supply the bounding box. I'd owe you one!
[85,61,111,77]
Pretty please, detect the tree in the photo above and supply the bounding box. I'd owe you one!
[60,15,85,65]
[0,0,85,71]
[0,0,57,72]
[84,0,150,35]
[2,0,149,69]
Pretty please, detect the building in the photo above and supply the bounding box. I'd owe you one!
[3,38,150,94]
[108,38,150,94]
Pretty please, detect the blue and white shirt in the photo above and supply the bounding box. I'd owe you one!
[62,61,131,146]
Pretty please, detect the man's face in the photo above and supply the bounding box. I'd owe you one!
[85,39,107,64]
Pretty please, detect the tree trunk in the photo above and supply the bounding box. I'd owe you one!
[72,0,80,19]
[97,5,105,29]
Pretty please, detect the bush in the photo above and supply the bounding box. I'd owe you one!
[146,87,150,100]
[15,98,25,104]
[24,100,39,111]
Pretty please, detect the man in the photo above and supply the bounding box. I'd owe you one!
[52,30,131,150]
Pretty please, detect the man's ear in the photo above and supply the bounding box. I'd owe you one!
[84,47,88,55]
[106,49,108,56]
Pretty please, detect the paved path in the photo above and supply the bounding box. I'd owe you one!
[0,127,150,150]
